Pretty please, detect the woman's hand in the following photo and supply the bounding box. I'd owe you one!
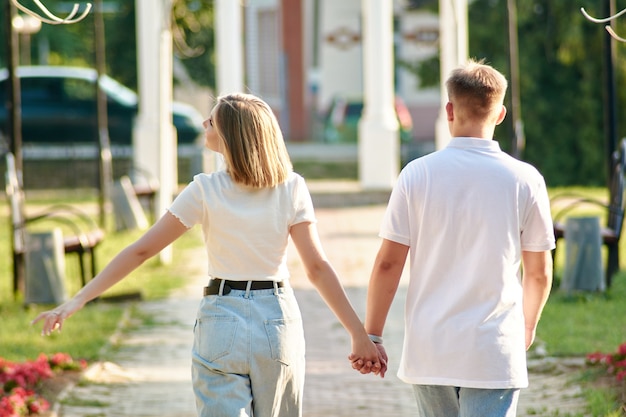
[31,298,85,336]
[348,337,388,378]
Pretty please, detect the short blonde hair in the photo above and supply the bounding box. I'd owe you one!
[212,93,293,188]
[446,58,508,122]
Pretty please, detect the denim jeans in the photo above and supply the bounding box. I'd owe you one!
[192,285,305,417]
[412,385,520,417]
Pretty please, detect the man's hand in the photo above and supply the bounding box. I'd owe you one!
[348,343,388,378]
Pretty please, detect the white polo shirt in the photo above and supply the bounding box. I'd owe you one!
[168,170,316,281]
[381,137,555,388]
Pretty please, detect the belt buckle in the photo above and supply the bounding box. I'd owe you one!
[205,280,231,295]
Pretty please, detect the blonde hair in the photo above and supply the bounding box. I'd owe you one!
[212,93,293,188]
[446,58,508,122]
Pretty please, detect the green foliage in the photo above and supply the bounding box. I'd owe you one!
[406,0,626,186]
[0,0,137,87]
[468,0,610,186]
[0,0,215,90]
[399,55,440,89]
[172,0,216,89]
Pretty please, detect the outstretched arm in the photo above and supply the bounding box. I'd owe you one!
[289,221,385,376]
[32,212,189,335]
[521,250,553,350]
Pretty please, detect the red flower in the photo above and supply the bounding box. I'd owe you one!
[48,353,70,368]
[587,342,626,382]
[26,396,49,414]
[586,351,607,364]
[614,359,626,369]
[47,353,84,372]
[0,353,86,416]
[0,395,18,417]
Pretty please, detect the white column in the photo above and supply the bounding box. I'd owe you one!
[435,0,468,149]
[318,0,362,111]
[134,0,176,263]
[215,0,244,95]
[203,0,244,174]
[358,0,399,190]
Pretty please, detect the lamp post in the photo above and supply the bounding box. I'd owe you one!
[603,0,618,189]
[3,0,91,298]
[12,14,42,65]
[3,1,24,296]
[94,0,113,229]
[3,1,22,170]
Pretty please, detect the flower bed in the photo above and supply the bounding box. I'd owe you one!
[587,342,626,382]
[0,354,87,417]
[586,341,626,411]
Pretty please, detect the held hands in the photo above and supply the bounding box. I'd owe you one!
[348,336,388,378]
[31,298,85,336]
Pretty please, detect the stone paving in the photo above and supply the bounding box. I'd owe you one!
[54,190,590,417]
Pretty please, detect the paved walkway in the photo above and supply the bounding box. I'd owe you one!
[54,186,589,417]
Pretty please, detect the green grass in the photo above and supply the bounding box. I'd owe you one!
[540,187,626,356]
[292,160,358,180]
[541,187,626,416]
[538,277,626,356]
[0,196,202,363]
[585,386,624,417]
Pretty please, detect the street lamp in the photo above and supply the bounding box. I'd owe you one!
[581,2,619,190]
[12,14,42,65]
[3,0,92,298]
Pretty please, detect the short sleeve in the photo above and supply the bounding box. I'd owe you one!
[379,169,411,246]
[520,175,556,252]
[291,174,316,226]
[167,176,205,228]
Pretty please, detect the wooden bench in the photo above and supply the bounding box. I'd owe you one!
[5,152,105,292]
[551,139,626,288]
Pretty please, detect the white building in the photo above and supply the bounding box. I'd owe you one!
[244,0,441,152]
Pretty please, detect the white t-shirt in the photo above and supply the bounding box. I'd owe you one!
[381,137,555,389]
[168,170,316,281]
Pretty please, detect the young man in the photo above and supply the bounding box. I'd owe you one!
[353,59,555,416]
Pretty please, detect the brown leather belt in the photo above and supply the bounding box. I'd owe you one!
[203,278,285,296]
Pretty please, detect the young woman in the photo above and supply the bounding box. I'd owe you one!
[33,93,383,417]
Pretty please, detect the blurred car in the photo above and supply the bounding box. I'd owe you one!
[322,96,414,143]
[0,66,204,146]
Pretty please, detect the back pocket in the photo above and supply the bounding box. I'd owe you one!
[264,318,305,366]
[194,316,239,362]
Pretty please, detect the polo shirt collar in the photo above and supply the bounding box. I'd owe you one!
[447,137,501,152]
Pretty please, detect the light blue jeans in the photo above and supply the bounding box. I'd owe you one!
[412,385,520,417]
[192,285,305,417]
